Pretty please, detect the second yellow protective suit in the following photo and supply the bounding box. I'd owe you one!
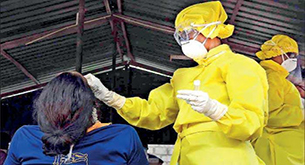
[117,44,269,165]
[252,60,304,165]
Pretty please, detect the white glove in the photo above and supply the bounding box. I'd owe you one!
[84,73,126,109]
[177,90,228,121]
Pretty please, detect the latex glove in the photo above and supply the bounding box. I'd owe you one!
[177,90,228,121]
[84,73,126,109]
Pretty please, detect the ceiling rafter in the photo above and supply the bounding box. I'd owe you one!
[229,0,244,25]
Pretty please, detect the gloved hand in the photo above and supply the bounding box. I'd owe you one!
[84,73,126,109]
[177,90,228,121]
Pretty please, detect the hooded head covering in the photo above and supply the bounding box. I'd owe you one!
[175,1,234,39]
[256,34,299,60]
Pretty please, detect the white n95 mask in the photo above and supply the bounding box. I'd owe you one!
[181,40,208,59]
[176,21,221,59]
[281,54,297,72]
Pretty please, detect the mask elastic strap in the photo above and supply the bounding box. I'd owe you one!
[193,21,221,40]
[279,48,290,61]
[281,54,285,62]
[202,25,218,45]
[191,21,222,28]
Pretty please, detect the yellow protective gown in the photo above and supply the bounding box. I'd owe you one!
[252,60,304,165]
[117,44,269,165]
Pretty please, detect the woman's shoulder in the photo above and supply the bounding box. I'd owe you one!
[9,125,42,148]
[14,125,41,136]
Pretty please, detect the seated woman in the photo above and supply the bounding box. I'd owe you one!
[4,72,148,165]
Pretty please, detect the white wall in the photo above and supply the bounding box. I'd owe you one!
[147,144,174,165]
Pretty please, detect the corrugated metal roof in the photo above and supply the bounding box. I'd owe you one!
[1,0,107,43]
[0,55,31,87]
[1,24,120,93]
[1,0,304,96]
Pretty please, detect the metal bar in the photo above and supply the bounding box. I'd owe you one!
[222,0,244,44]
[0,83,47,99]
[228,0,244,25]
[82,61,127,75]
[125,64,132,96]
[170,55,191,61]
[1,15,111,50]
[129,61,173,77]
[76,0,85,73]
[103,0,124,60]
[110,21,118,90]
[115,0,136,61]
[119,20,135,61]
[1,49,40,85]
[117,0,122,13]
[111,49,117,90]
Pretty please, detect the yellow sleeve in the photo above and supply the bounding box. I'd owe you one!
[116,80,179,130]
[268,73,284,112]
[217,58,269,141]
[267,76,303,127]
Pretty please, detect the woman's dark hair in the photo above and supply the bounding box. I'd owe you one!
[33,72,95,156]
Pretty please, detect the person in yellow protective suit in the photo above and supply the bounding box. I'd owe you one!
[253,34,304,165]
[85,1,268,164]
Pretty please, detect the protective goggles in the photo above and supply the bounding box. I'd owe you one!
[174,21,221,46]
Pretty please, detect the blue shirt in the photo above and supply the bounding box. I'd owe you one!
[4,124,148,165]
